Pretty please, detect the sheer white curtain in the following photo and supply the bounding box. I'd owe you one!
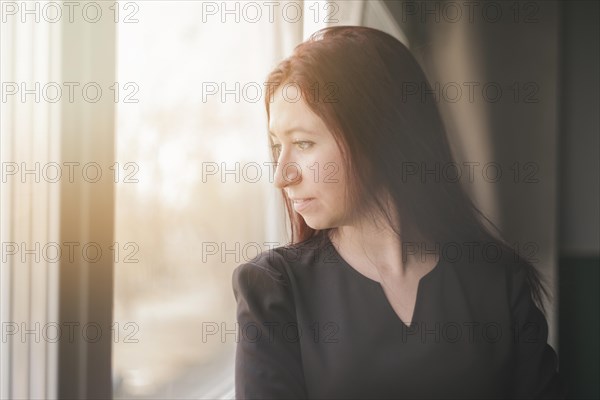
[0,16,61,400]
[1,3,116,398]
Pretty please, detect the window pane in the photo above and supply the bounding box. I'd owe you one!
[113,2,279,397]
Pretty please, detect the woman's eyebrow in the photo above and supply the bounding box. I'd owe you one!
[269,127,316,139]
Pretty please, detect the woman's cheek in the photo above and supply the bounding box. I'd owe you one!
[301,157,320,185]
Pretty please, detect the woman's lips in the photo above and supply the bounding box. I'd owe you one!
[292,198,314,212]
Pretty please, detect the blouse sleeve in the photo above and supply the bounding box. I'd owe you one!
[509,261,566,399]
[232,253,307,400]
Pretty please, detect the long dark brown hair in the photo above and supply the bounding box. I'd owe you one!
[263,26,550,313]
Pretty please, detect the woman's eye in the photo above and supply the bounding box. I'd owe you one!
[294,141,314,150]
[271,141,313,154]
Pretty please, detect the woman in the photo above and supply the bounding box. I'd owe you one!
[232,26,564,399]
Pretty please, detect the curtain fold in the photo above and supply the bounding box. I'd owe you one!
[1,11,62,400]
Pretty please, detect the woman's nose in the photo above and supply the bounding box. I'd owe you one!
[274,159,302,189]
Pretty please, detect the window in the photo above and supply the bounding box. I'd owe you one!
[113,2,289,398]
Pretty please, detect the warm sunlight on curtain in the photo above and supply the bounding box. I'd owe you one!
[0,16,61,400]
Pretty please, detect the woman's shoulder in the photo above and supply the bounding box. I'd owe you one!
[232,233,329,288]
[443,238,544,308]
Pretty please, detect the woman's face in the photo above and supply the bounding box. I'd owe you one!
[269,85,352,230]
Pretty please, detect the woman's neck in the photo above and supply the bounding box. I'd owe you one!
[328,216,438,281]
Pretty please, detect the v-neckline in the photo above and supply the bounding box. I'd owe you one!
[325,234,442,330]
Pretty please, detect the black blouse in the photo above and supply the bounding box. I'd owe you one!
[232,233,564,399]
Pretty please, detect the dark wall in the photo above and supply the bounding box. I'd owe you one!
[558,1,600,399]
[559,1,600,256]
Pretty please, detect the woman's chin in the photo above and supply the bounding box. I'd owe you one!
[302,216,337,231]
[301,216,324,230]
